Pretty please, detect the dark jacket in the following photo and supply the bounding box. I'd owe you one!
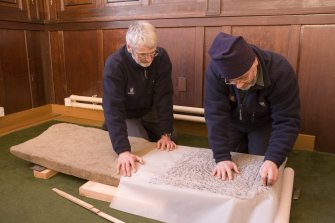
[102,45,174,154]
[204,45,300,167]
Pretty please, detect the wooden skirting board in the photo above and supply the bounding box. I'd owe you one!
[0,104,315,151]
[0,105,61,136]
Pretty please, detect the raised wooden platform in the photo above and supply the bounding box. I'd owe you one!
[0,104,315,151]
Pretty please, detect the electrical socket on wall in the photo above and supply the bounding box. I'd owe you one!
[0,107,4,117]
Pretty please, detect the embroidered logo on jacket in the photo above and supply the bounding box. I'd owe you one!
[127,87,135,95]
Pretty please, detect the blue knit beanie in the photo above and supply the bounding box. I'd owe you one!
[209,32,255,79]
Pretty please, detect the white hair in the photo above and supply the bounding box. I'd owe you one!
[126,21,158,49]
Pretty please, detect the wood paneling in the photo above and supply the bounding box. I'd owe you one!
[107,0,139,3]
[64,0,95,6]
[0,0,29,21]
[28,0,43,21]
[1,0,335,153]
[231,25,301,72]
[0,29,32,114]
[157,27,203,107]
[50,31,67,104]
[222,0,335,16]
[63,30,101,97]
[298,25,335,153]
[26,30,46,107]
[232,26,291,58]
[53,0,101,21]
[0,0,18,4]
[103,29,126,63]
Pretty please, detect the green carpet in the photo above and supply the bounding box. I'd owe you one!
[0,121,334,223]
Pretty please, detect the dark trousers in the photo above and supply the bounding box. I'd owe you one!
[227,123,272,155]
[102,107,176,142]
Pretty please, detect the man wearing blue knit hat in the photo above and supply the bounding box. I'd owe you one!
[204,32,300,186]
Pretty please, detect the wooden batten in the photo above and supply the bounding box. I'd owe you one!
[79,181,117,203]
[33,169,58,179]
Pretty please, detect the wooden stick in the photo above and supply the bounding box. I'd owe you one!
[52,188,125,223]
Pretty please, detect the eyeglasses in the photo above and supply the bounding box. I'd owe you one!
[224,72,251,85]
[224,59,258,85]
[132,49,158,59]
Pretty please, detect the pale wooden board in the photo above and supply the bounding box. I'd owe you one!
[33,169,58,179]
[79,181,117,202]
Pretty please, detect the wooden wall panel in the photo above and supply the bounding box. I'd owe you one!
[64,0,95,6]
[40,31,54,104]
[26,30,46,107]
[222,0,335,16]
[298,25,335,153]
[103,29,126,63]
[0,29,32,114]
[53,0,102,21]
[50,31,67,104]
[232,26,291,59]
[157,27,202,107]
[63,30,100,97]
[1,0,335,153]
[0,0,29,22]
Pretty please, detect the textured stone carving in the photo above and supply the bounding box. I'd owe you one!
[149,150,268,199]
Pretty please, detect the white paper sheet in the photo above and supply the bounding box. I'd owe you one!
[110,146,285,223]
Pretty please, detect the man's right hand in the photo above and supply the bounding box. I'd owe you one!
[117,151,144,177]
[212,160,240,180]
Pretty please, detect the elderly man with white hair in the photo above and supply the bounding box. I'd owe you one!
[102,21,176,177]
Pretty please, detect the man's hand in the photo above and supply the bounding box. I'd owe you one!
[212,160,240,180]
[157,135,176,151]
[259,160,279,186]
[117,151,144,177]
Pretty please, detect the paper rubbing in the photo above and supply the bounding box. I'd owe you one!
[149,149,268,199]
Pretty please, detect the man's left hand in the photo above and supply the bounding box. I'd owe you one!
[157,135,176,151]
[259,160,279,186]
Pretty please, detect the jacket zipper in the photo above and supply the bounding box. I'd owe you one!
[236,89,248,121]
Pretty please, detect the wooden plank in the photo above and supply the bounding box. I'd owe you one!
[79,181,117,202]
[33,169,58,179]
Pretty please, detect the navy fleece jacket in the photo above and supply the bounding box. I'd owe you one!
[102,45,174,154]
[204,45,300,167]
